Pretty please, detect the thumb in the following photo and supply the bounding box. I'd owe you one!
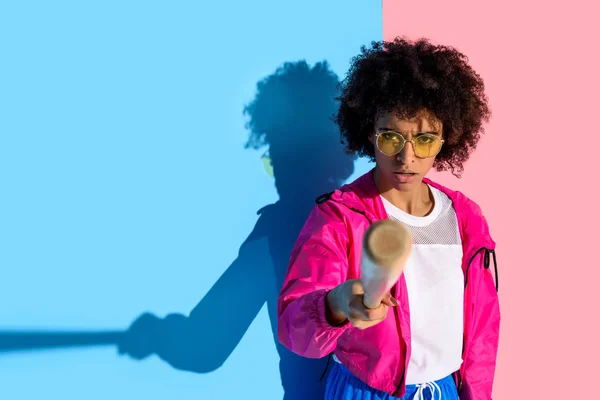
[380,293,399,307]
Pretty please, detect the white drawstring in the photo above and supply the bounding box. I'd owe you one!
[414,381,442,400]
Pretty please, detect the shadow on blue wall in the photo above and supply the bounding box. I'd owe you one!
[0,60,355,399]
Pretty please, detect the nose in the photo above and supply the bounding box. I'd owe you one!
[396,140,416,163]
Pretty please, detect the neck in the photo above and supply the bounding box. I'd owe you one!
[373,168,433,217]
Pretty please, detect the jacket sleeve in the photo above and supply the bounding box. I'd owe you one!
[277,201,352,359]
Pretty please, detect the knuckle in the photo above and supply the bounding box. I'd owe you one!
[350,280,364,293]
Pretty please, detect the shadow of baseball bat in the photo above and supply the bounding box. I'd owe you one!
[0,331,125,353]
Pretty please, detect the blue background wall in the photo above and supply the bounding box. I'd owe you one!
[0,1,380,399]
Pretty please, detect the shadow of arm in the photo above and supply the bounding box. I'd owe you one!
[120,231,273,373]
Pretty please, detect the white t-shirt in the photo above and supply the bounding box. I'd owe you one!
[381,185,464,385]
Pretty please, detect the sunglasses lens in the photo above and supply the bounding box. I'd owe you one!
[414,134,443,158]
[377,132,404,156]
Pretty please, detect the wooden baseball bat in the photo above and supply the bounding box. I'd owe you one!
[361,219,412,309]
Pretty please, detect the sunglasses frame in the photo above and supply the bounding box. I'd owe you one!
[374,130,445,159]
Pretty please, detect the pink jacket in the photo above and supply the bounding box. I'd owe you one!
[277,170,500,399]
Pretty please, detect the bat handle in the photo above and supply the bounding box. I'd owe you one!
[361,255,398,309]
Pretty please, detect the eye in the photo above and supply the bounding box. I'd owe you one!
[381,132,398,141]
[417,134,438,144]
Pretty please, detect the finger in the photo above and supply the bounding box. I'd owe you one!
[349,295,371,319]
[351,303,388,322]
[362,297,381,310]
[366,303,390,321]
[352,321,368,330]
[349,308,370,322]
[349,279,365,295]
[351,318,374,330]
[352,317,386,330]
[380,293,399,307]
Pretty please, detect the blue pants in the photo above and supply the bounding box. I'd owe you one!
[325,362,459,400]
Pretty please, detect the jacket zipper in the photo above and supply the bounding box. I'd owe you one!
[457,246,498,392]
[457,247,481,391]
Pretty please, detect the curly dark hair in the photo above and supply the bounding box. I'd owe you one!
[334,37,491,177]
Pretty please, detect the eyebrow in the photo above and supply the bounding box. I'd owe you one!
[377,127,441,135]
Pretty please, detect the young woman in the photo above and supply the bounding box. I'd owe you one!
[277,37,500,400]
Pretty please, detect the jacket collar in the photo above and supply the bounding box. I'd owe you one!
[328,168,495,249]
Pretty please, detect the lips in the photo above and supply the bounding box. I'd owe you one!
[394,171,416,176]
[393,171,418,183]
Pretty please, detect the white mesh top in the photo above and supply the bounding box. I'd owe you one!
[382,184,464,385]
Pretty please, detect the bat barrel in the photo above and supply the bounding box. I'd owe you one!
[361,219,411,309]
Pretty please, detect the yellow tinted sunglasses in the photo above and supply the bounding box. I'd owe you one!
[375,131,444,159]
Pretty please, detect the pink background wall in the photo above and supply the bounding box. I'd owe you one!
[383,1,600,398]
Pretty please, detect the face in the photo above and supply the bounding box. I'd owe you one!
[370,110,444,191]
